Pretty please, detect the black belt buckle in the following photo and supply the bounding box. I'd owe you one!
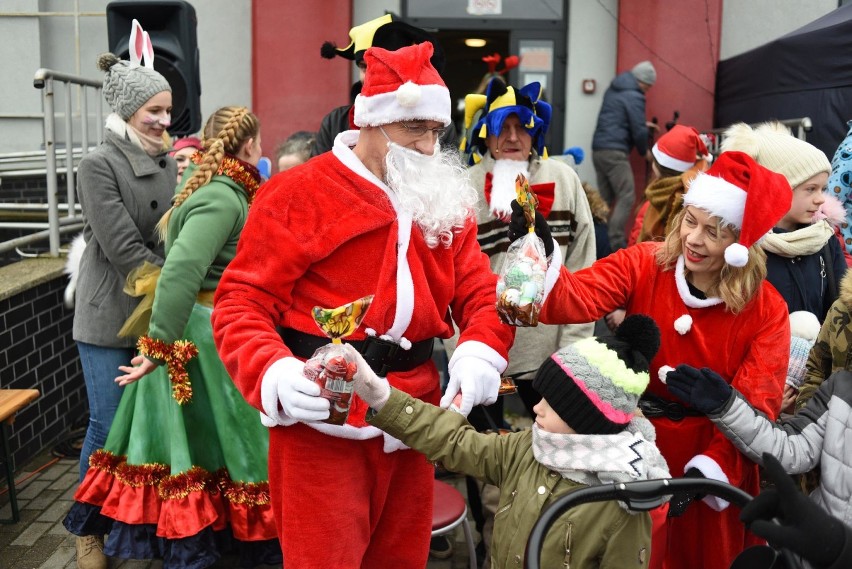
[361,335,400,377]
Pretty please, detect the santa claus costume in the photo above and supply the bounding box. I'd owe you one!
[538,151,793,569]
[212,43,513,567]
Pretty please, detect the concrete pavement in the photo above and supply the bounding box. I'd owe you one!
[0,451,478,569]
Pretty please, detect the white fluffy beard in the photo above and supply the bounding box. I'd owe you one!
[489,159,530,221]
[384,141,479,248]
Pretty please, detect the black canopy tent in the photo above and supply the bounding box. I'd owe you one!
[715,4,852,158]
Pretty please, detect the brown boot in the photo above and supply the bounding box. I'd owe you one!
[75,535,107,569]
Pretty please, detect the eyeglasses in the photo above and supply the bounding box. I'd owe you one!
[397,122,447,139]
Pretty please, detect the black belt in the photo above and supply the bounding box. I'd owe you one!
[278,327,434,376]
[639,393,704,421]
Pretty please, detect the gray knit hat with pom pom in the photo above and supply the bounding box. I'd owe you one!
[98,53,171,120]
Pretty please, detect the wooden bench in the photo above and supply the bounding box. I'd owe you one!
[0,389,41,523]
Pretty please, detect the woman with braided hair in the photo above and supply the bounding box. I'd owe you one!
[64,106,281,568]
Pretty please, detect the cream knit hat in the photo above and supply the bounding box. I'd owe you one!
[720,121,830,189]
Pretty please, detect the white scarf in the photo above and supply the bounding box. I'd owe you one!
[531,418,670,503]
[105,113,166,157]
[760,220,834,258]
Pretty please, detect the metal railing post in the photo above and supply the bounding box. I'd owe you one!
[41,77,61,256]
[64,82,76,229]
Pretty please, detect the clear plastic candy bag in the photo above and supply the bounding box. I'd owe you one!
[496,174,547,327]
[303,295,373,425]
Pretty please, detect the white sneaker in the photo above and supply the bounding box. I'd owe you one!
[75,535,107,569]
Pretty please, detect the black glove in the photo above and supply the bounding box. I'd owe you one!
[667,467,705,518]
[507,200,554,257]
[741,453,847,567]
[665,364,733,415]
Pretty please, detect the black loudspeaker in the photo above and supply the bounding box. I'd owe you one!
[106,0,201,136]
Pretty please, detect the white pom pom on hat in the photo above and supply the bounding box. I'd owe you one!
[396,81,422,108]
[682,151,793,267]
[724,243,749,267]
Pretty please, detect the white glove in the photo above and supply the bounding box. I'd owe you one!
[342,344,391,411]
[440,355,501,416]
[261,357,330,423]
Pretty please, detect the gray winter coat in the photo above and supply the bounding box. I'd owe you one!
[591,71,650,155]
[711,370,852,530]
[72,130,176,347]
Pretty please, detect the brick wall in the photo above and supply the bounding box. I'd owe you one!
[0,262,86,476]
[0,173,69,267]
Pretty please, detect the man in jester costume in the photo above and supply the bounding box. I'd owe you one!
[453,78,596,411]
[213,42,514,567]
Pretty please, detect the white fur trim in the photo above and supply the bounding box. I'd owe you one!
[674,314,693,335]
[543,241,563,298]
[652,144,694,173]
[331,131,414,343]
[396,82,422,108]
[386,211,414,341]
[449,340,508,375]
[724,243,749,267]
[789,311,820,341]
[683,172,747,229]
[260,357,303,426]
[674,256,724,308]
[63,233,86,309]
[685,454,730,511]
[658,365,675,384]
[354,84,451,127]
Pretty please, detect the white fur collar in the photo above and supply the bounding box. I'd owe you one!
[674,255,724,308]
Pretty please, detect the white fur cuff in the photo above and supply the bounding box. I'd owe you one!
[449,340,507,374]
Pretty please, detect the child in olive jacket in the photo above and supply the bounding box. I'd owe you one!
[344,315,669,568]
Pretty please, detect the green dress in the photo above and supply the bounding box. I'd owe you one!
[64,156,281,568]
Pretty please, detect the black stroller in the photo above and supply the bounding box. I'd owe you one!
[524,477,803,569]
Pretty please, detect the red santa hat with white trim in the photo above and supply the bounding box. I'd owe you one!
[652,125,712,173]
[354,42,451,128]
[682,150,792,267]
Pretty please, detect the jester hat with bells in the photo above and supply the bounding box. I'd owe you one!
[320,14,446,73]
[461,77,552,165]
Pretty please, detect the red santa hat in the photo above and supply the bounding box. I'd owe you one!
[354,42,451,128]
[652,125,712,173]
[682,150,792,267]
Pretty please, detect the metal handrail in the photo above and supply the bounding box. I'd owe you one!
[11,68,105,256]
[703,117,812,156]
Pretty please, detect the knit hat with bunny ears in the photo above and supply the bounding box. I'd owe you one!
[682,151,792,267]
[98,19,171,121]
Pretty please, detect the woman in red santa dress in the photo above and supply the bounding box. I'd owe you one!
[508,150,792,569]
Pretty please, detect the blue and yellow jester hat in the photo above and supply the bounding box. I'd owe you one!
[461,78,552,165]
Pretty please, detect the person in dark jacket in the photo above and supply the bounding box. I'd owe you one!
[313,14,454,156]
[592,60,658,250]
[722,121,846,323]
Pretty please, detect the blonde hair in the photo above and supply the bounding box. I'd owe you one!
[157,106,260,239]
[655,207,767,313]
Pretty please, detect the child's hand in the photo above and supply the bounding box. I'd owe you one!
[342,344,391,411]
[780,385,798,415]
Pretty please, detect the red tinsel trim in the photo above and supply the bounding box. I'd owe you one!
[88,449,125,474]
[215,469,271,506]
[114,460,171,488]
[190,152,261,204]
[137,336,199,404]
[159,466,211,500]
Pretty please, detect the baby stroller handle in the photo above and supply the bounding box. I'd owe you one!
[524,478,753,569]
